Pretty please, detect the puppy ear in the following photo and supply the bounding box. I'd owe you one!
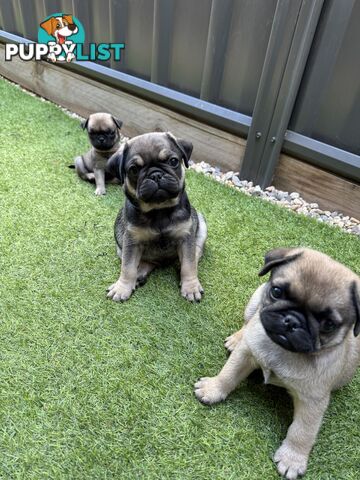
[166,132,193,168]
[40,17,56,36]
[80,118,89,130]
[259,248,302,277]
[112,117,123,130]
[106,143,128,185]
[350,282,360,337]
[63,15,74,25]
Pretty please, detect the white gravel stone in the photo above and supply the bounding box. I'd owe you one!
[189,161,359,237]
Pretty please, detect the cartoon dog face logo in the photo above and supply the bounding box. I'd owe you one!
[40,15,78,44]
[40,14,79,62]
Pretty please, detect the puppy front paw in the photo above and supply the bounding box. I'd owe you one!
[194,377,227,405]
[107,280,134,302]
[224,330,243,352]
[95,187,106,196]
[181,278,204,302]
[274,443,308,480]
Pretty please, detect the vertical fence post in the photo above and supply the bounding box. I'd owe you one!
[151,0,174,86]
[200,0,233,103]
[239,0,324,188]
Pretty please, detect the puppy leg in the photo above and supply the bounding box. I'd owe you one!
[136,261,155,287]
[178,236,204,302]
[225,284,267,352]
[194,336,258,404]
[195,212,207,261]
[107,237,143,302]
[274,394,330,480]
[224,328,244,353]
[94,168,106,196]
[244,283,267,322]
[74,156,95,182]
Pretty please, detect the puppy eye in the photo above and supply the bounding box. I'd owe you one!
[168,157,179,168]
[321,319,337,333]
[270,286,283,299]
[128,165,139,176]
[56,23,61,28]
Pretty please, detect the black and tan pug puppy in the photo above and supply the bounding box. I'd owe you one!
[195,248,360,479]
[106,131,207,302]
[73,112,122,195]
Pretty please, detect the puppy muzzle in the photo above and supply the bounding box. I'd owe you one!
[137,169,180,202]
[260,308,316,353]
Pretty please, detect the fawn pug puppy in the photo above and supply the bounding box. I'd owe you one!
[195,248,360,479]
[106,132,207,302]
[73,113,122,195]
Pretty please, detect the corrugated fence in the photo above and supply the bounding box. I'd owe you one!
[0,0,359,186]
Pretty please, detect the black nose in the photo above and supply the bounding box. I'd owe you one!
[283,314,302,332]
[68,23,77,31]
[99,136,105,143]
[149,171,163,182]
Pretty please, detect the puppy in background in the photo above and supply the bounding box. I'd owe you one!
[195,248,360,479]
[106,132,207,302]
[72,113,122,195]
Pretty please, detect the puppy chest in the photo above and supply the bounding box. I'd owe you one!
[128,218,192,243]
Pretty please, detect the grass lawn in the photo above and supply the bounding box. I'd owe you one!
[0,77,359,480]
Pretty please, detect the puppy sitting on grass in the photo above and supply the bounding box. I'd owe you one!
[106,132,207,302]
[72,112,123,195]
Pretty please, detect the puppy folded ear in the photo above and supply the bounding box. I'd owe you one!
[112,116,123,129]
[106,143,128,185]
[80,118,89,130]
[350,281,360,336]
[259,248,302,276]
[40,17,56,36]
[166,132,193,167]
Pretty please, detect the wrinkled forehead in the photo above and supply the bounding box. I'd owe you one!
[272,260,349,310]
[127,134,176,162]
[88,114,115,130]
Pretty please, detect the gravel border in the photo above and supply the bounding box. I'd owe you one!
[189,161,360,237]
[2,76,358,237]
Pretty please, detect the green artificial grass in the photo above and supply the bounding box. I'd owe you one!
[0,77,359,480]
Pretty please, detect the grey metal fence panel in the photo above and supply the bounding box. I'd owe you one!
[0,0,274,116]
[289,0,360,156]
[0,0,359,183]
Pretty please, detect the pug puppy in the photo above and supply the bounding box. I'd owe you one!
[72,113,123,195]
[195,248,360,479]
[106,131,207,302]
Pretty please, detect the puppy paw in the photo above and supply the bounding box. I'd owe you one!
[95,187,106,196]
[107,280,134,302]
[181,278,204,302]
[274,443,308,480]
[224,330,243,352]
[194,377,227,405]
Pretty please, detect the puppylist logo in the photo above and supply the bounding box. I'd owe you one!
[5,13,125,63]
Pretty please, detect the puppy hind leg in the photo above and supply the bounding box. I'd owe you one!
[224,328,244,353]
[225,284,267,352]
[194,338,258,405]
[74,156,95,182]
[195,212,207,262]
[244,283,267,323]
[136,261,155,287]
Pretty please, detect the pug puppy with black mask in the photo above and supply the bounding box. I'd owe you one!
[106,131,207,302]
[195,248,360,479]
[71,112,123,195]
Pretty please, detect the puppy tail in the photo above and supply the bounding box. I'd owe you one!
[68,164,75,169]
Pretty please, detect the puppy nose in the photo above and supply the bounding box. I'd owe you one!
[149,171,163,182]
[69,23,77,31]
[99,136,105,143]
[283,314,302,331]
